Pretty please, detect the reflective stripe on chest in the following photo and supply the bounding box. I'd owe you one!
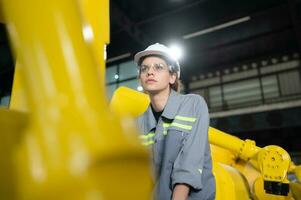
[163,115,196,135]
[140,115,197,145]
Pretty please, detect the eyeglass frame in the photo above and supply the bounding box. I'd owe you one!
[138,63,170,74]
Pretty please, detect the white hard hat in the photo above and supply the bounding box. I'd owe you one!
[134,43,181,78]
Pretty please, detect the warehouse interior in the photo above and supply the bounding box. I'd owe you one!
[105,0,301,160]
[0,0,300,199]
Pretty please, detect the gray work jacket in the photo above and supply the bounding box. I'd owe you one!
[138,90,215,200]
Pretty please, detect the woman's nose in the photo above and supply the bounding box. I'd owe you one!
[147,66,155,75]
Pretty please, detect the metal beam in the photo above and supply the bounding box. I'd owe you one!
[110,1,151,46]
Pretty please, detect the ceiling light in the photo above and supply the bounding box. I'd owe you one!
[169,44,183,60]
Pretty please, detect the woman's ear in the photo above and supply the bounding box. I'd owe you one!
[169,73,177,84]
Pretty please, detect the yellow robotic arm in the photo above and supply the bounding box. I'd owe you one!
[209,127,300,198]
[0,1,152,199]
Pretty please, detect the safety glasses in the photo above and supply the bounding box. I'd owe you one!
[139,63,169,74]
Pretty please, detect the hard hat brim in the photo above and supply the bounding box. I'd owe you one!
[134,50,172,65]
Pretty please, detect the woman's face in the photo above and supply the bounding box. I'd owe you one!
[139,56,176,94]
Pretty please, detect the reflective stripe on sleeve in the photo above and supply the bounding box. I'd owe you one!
[175,115,197,122]
[140,132,155,139]
[140,132,155,146]
[142,140,155,146]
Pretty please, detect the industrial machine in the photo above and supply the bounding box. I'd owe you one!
[0,0,152,199]
[0,0,300,199]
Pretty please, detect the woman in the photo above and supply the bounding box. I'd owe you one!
[136,43,215,200]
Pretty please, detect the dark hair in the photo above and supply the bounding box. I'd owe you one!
[170,74,182,92]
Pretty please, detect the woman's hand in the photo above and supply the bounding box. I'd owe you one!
[172,184,190,200]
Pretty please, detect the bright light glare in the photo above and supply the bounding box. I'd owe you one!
[114,74,119,80]
[169,45,183,60]
[104,45,107,60]
[82,25,94,42]
[137,86,143,91]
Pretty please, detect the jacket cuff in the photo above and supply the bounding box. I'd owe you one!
[171,170,202,190]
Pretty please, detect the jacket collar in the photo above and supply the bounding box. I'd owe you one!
[143,89,181,133]
[161,89,181,119]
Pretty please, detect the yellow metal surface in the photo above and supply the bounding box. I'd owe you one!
[209,127,261,161]
[211,143,262,196]
[233,159,262,194]
[1,0,151,199]
[210,144,236,165]
[110,86,150,117]
[0,2,3,23]
[213,162,251,200]
[9,62,28,111]
[0,108,27,200]
[258,145,291,182]
[78,0,110,85]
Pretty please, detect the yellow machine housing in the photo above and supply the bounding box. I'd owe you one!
[0,0,300,200]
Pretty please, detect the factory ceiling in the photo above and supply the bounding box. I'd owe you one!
[0,0,300,95]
